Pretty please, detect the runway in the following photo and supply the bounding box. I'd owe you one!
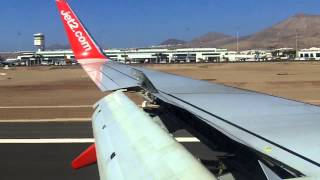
[5,63,318,179]
[0,143,99,180]
[0,118,91,123]
[0,105,93,109]
[0,121,211,180]
[0,137,199,144]
[0,122,92,138]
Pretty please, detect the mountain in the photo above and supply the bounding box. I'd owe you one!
[163,13,320,50]
[184,32,235,48]
[221,13,320,50]
[159,39,186,46]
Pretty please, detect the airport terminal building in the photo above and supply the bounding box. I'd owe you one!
[15,48,235,65]
[39,48,229,63]
[5,33,320,66]
[2,33,274,66]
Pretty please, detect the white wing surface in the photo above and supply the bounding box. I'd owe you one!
[56,0,320,179]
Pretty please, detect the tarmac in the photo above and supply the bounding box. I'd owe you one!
[2,63,320,179]
[0,143,99,180]
[0,121,96,180]
[0,121,214,180]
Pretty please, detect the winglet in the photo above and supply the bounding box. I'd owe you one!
[72,144,97,170]
[56,0,107,60]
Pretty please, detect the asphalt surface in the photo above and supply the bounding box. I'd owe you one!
[0,122,93,139]
[0,143,99,180]
[0,122,217,180]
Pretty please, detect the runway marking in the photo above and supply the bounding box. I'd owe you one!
[0,105,93,109]
[0,118,91,123]
[175,137,200,142]
[0,138,95,144]
[0,137,200,144]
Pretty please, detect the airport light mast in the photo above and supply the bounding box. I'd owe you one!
[295,30,299,57]
[236,31,239,53]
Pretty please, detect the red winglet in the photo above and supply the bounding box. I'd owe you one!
[72,144,97,170]
[56,0,107,60]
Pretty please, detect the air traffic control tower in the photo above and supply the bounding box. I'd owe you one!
[34,33,45,52]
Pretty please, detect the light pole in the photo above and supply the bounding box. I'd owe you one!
[236,31,239,53]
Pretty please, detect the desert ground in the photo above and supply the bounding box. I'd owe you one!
[145,62,320,103]
[1,62,320,120]
[1,62,320,179]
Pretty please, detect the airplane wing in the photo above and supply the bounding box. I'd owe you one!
[56,0,320,179]
[56,0,215,180]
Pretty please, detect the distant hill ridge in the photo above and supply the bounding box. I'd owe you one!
[160,13,320,50]
[183,32,235,48]
[159,39,186,46]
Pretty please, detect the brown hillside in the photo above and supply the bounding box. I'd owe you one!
[223,14,320,50]
[183,32,235,48]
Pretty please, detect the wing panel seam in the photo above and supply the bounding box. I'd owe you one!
[160,90,320,168]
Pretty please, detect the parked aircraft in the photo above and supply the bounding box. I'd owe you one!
[2,58,18,66]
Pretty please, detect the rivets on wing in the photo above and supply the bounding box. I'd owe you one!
[110,152,116,160]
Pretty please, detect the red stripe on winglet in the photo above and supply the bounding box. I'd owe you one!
[56,0,107,60]
[71,144,97,170]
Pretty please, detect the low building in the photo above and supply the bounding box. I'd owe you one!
[240,50,272,61]
[100,48,229,63]
[224,51,255,62]
[271,48,296,60]
[10,46,317,66]
[18,48,229,64]
[297,47,320,60]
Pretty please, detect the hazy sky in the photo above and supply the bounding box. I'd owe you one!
[1,0,320,51]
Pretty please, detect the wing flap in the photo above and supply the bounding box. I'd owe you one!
[92,91,216,180]
[101,64,138,88]
[81,62,138,91]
